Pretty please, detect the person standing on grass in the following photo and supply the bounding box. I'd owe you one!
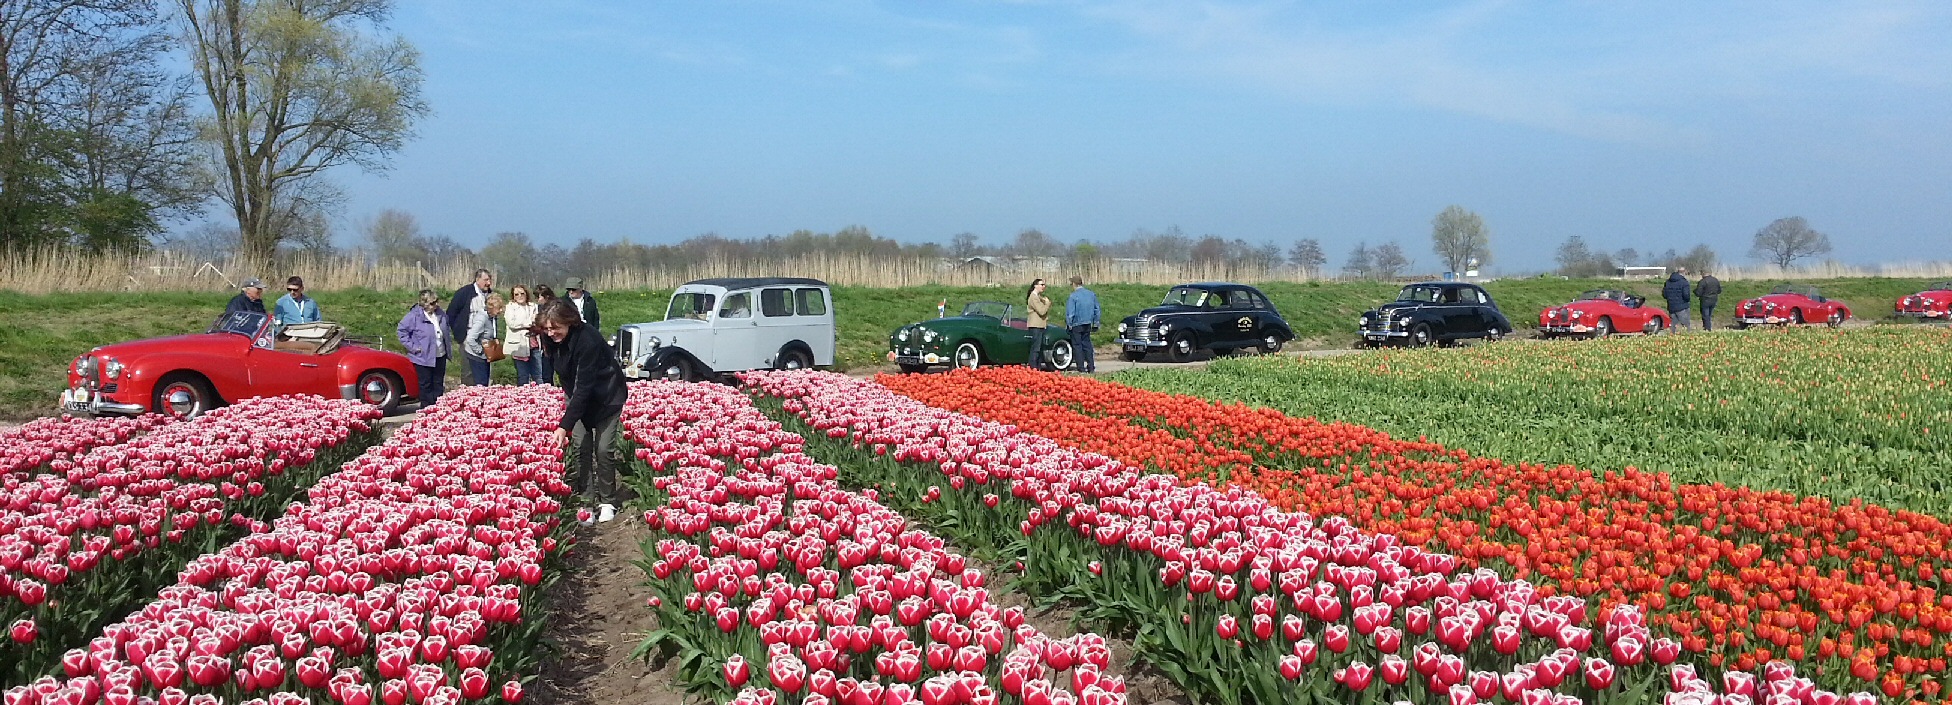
[396,289,450,408]
[225,278,267,317]
[1694,270,1722,331]
[537,299,628,523]
[462,292,504,385]
[504,285,542,384]
[1662,267,1692,331]
[533,284,558,385]
[448,268,493,342]
[1064,275,1100,373]
[562,277,600,333]
[1025,278,1051,370]
[273,276,321,335]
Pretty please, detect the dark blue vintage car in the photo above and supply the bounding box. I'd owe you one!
[1113,283,1294,362]
[1358,282,1513,347]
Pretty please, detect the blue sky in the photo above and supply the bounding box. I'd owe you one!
[329,1,1952,272]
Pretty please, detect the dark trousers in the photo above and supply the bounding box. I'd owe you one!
[512,355,543,385]
[1670,308,1691,330]
[537,349,556,386]
[570,412,621,503]
[414,356,447,409]
[463,353,491,385]
[1027,326,1046,368]
[1700,298,1717,331]
[1070,325,1095,372]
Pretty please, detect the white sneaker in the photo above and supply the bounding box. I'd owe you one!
[597,504,616,523]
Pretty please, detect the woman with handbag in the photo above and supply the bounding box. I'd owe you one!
[504,285,542,384]
[464,292,506,385]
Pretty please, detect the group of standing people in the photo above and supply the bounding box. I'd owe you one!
[1662,267,1723,331]
[1023,275,1101,372]
[394,269,627,522]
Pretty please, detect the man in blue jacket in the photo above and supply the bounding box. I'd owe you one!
[1662,267,1692,331]
[1064,275,1100,373]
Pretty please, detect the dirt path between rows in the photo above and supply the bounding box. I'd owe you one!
[531,518,687,705]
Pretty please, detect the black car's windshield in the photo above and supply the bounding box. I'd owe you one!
[666,292,717,320]
[1162,287,1216,307]
[1578,290,1625,302]
[961,301,1011,319]
[209,311,266,336]
[1396,286,1443,303]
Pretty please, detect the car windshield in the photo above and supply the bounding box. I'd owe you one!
[666,292,717,320]
[1578,290,1625,302]
[209,311,266,336]
[1161,287,1215,307]
[1770,283,1819,298]
[1931,281,1952,291]
[1395,286,1444,303]
[961,301,1011,319]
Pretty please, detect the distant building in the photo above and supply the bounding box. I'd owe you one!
[1619,266,1667,278]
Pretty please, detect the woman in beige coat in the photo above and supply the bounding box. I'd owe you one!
[1025,278,1051,370]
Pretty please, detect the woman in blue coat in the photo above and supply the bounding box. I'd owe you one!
[396,289,451,408]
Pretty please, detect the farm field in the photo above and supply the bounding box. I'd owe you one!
[872,331,1952,701]
[0,276,1938,419]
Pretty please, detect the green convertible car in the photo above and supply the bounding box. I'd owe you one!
[888,301,1076,373]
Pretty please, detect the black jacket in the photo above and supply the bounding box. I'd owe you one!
[225,293,267,316]
[1661,273,1691,309]
[567,292,600,331]
[447,284,486,340]
[1694,275,1722,302]
[546,323,627,431]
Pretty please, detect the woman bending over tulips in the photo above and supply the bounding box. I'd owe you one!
[536,299,628,522]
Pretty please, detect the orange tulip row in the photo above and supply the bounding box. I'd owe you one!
[878,366,1952,700]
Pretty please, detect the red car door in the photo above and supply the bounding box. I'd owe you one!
[247,340,335,399]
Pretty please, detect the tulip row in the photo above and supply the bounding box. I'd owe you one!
[0,414,173,478]
[876,365,1950,701]
[619,379,1126,705]
[744,371,1877,705]
[3,385,572,705]
[3,396,384,686]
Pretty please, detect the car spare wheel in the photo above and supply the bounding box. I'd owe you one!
[356,369,404,416]
[153,373,217,419]
[954,342,983,370]
[1046,339,1074,371]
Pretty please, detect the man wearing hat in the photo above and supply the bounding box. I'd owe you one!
[226,278,268,316]
[563,277,599,332]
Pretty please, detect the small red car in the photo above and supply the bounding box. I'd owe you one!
[1734,283,1851,329]
[1538,290,1671,338]
[61,311,418,419]
[1894,281,1952,320]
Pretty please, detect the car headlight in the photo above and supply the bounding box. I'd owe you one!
[1117,322,1127,334]
[1571,311,1582,319]
[105,358,124,379]
[897,329,910,342]
[645,336,661,349]
[1159,324,1172,335]
[1356,317,1366,327]
[1396,317,1410,326]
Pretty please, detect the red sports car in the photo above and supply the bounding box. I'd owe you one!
[61,311,418,419]
[1894,281,1952,320]
[1538,290,1671,338]
[1734,283,1851,329]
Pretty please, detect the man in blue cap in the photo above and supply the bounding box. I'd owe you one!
[226,278,267,316]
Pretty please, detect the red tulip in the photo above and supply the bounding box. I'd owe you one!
[1334,661,1373,691]
[1379,655,1408,686]
[8,618,36,644]
[1278,655,1304,680]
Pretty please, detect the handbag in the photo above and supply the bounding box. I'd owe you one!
[484,338,505,362]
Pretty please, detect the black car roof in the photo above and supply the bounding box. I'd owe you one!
[1173,282,1264,293]
[1402,282,1484,290]
[682,277,829,289]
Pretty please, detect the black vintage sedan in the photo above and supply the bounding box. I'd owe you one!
[1358,282,1513,347]
[1114,283,1294,362]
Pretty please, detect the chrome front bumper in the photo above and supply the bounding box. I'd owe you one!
[1113,337,1166,350]
[1896,311,1945,318]
[1540,325,1592,334]
[887,348,947,365]
[1359,329,1409,339]
[59,387,146,416]
[1737,316,1783,324]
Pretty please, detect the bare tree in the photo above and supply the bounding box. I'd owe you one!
[1430,205,1491,274]
[1342,242,1373,279]
[1287,238,1325,276]
[1749,216,1831,269]
[178,0,427,262]
[1554,236,1593,276]
[1009,228,1059,258]
[361,207,423,264]
[949,232,980,258]
[1372,241,1410,279]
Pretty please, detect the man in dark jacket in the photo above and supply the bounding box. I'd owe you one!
[1662,268,1692,330]
[225,278,268,317]
[562,277,599,333]
[537,299,627,522]
[1694,270,1722,331]
[447,269,493,339]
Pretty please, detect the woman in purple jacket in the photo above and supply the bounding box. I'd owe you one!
[396,289,451,409]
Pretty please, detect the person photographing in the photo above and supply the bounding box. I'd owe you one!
[535,299,628,523]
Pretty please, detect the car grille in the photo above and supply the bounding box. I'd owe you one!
[1900,296,1929,312]
[1743,302,1765,315]
[1546,309,1570,324]
[616,329,635,364]
[1128,315,1159,342]
[1361,318,1395,332]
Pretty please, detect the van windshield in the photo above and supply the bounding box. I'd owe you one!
[666,292,717,320]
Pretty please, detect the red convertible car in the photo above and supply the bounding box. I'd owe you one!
[1895,282,1952,320]
[1734,283,1851,329]
[1538,290,1671,338]
[61,311,418,419]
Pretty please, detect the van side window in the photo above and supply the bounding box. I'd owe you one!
[760,288,793,317]
[796,288,828,316]
[719,293,751,319]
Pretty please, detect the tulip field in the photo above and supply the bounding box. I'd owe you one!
[5,325,1946,705]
